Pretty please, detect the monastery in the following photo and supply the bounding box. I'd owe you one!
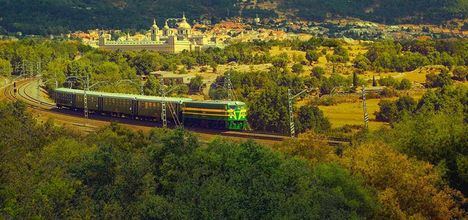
[98,13,223,54]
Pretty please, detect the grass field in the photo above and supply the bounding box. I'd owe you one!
[318,98,387,130]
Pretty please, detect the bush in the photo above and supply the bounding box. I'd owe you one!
[295,105,331,133]
[452,66,467,81]
[426,72,453,88]
[396,78,412,90]
[291,63,304,74]
[380,87,398,98]
[378,76,398,87]
[375,100,398,122]
[311,66,325,79]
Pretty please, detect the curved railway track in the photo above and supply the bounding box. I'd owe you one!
[1,78,350,145]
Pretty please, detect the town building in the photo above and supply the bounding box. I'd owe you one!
[98,13,224,54]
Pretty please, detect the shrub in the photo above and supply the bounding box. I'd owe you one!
[397,79,412,90]
[453,66,467,81]
[380,87,398,98]
[426,72,453,88]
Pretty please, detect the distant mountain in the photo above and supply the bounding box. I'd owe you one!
[279,0,467,24]
[0,0,465,35]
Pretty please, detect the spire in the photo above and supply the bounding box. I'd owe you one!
[182,12,186,21]
[152,18,158,29]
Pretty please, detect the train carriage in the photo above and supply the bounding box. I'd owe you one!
[53,88,248,130]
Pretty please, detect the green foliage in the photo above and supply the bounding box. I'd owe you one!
[271,54,289,69]
[281,0,466,24]
[389,112,468,194]
[291,63,304,74]
[375,96,416,122]
[378,76,398,87]
[0,103,378,219]
[426,72,453,88]
[188,75,203,93]
[295,105,331,133]
[453,66,467,81]
[353,54,371,70]
[305,50,319,64]
[396,78,412,90]
[366,39,467,72]
[248,85,290,134]
[143,75,161,96]
[0,58,12,76]
[311,66,325,79]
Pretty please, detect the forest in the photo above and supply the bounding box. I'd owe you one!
[0,89,466,218]
[0,0,466,35]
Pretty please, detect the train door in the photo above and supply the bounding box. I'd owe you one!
[98,96,104,112]
[132,99,138,118]
[72,93,76,109]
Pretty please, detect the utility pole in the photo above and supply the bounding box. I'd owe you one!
[362,85,369,129]
[224,71,234,101]
[160,78,167,128]
[83,74,89,119]
[288,89,295,137]
[288,87,315,137]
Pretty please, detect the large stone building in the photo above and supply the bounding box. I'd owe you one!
[98,14,223,54]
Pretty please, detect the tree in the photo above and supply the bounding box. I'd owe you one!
[352,72,358,88]
[143,75,160,95]
[295,105,331,133]
[426,72,453,88]
[396,78,412,90]
[291,63,304,74]
[271,56,288,69]
[130,52,159,75]
[375,100,398,122]
[378,76,398,87]
[372,75,377,86]
[248,85,289,134]
[353,54,371,70]
[305,50,319,65]
[452,66,467,81]
[340,142,464,219]
[0,58,12,76]
[188,75,204,93]
[375,96,416,122]
[389,112,468,194]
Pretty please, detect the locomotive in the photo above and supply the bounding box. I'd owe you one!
[54,88,248,130]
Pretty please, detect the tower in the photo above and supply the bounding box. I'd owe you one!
[177,12,191,38]
[151,18,159,41]
[163,20,172,36]
[98,30,107,46]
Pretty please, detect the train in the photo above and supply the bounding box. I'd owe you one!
[53,88,248,130]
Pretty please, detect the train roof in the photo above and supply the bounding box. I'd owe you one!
[54,88,192,103]
[184,100,246,105]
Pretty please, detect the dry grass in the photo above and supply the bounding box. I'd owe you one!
[318,98,387,130]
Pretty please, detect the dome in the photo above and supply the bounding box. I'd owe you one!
[163,20,170,30]
[177,13,191,30]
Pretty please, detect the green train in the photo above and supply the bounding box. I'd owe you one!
[54,88,248,130]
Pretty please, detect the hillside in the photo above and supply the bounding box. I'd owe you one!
[0,0,466,35]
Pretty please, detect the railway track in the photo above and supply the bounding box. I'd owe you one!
[1,78,350,146]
